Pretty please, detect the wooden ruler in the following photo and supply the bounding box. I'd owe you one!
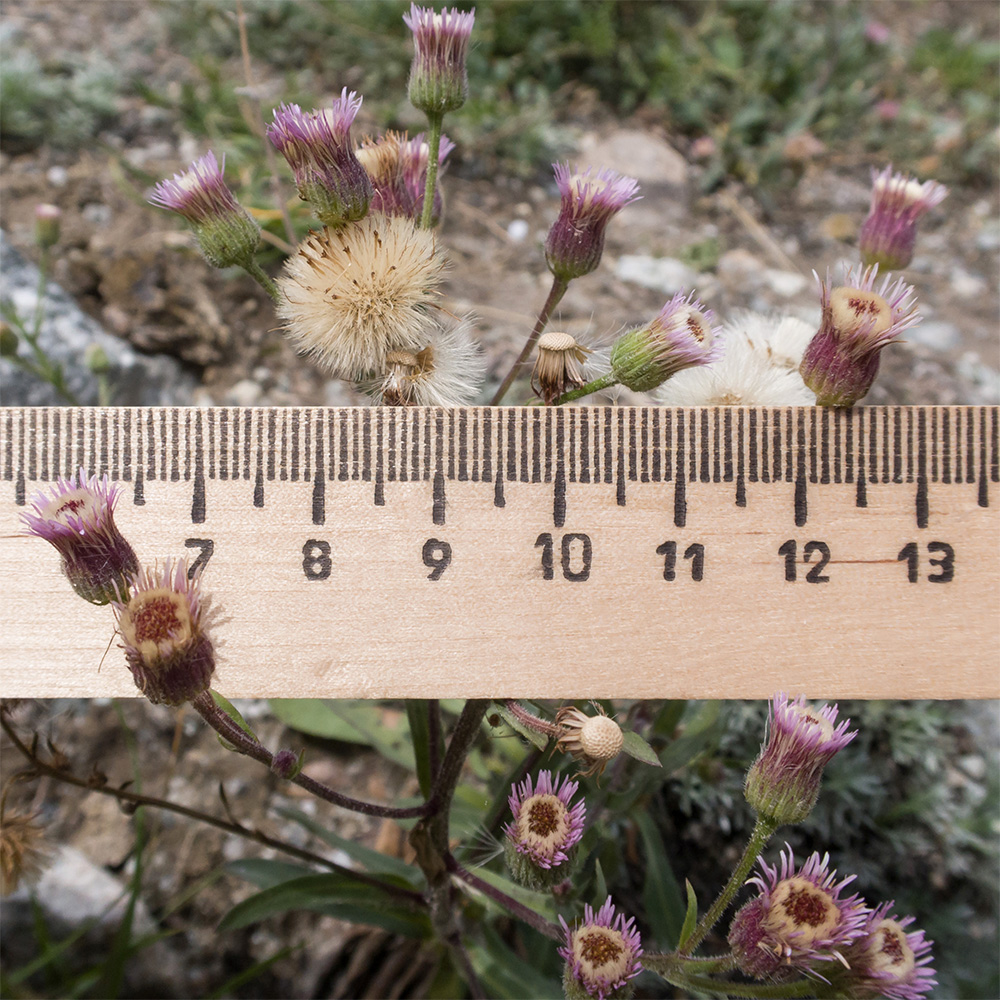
[1,406,997,699]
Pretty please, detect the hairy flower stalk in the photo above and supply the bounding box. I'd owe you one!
[22,470,139,605]
[835,903,937,999]
[403,4,474,229]
[728,847,869,980]
[799,265,919,407]
[277,215,445,381]
[744,692,857,825]
[149,152,276,300]
[113,560,215,706]
[559,897,643,1000]
[859,165,947,272]
[504,769,586,889]
[492,164,638,404]
[267,92,373,228]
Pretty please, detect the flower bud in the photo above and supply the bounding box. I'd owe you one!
[267,92,373,227]
[610,291,721,392]
[532,332,591,404]
[728,847,868,980]
[799,265,919,407]
[503,770,586,890]
[403,4,475,117]
[270,749,304,780]
[545,164,640,282]
[113,560,215,706]
[556,704,624,779]
[21,470,140,605]
[149,152,261,269]
[859,165,947,272]
[357,130,455,224]
[744,693,856,825]
[34,203,61,250]
[559,897,643,1000]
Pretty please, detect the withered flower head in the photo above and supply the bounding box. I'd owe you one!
[277,214,445,380]
[532,332,591,404]
[556,703,624,778]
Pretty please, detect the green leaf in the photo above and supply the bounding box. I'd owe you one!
[465,867,558,923]
[226,857,315,889]
[468,924,562,999]
[275,805,422,884]
[268,700,415,768]
[210,690,257,748]
[659,700,723,775]
[634,810,685,948]
[407,700,434,798]
[678,878,699,951]
[622,730,662,767]
[493,701,550,751]
[218,873,430,938]
[593,857,608,903]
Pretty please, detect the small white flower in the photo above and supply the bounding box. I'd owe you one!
[655,330,816,406]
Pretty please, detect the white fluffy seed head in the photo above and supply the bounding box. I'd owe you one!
[277,215,445,380]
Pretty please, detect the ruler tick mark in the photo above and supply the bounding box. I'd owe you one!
[312,469,325,525]
[432,469,446,525]
[916,476,929,529]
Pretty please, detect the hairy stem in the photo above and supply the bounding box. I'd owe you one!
[490,276,569,405]
[680,814,777,955]
[419,112,445,230]
[241,258,281,305]
[0,712,423,906]
[555,372,618,404]
[503,700,562,739]
[192,692,430,819]
[446,856,562,941]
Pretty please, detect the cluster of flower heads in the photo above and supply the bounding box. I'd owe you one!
[21,471,216,708]
[729,847,936,999]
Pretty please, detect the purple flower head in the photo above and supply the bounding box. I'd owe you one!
[359,130,455,224]
[800,264,919,407]
[267,91,373,226]
[21,469,139,606]
[745,692,857,824]
[728,846,869,981]
[610,290,721,392]
[504,769,586,872]
[112,560,215,706]
[545,163,640,282]
[860,165,947,272]
[149,152,260,268]
[559,897,643,1000]
[403,4,475,116]
[838,903,937,1000]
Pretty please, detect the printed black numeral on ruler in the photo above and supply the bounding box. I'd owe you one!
[3,407,997,528]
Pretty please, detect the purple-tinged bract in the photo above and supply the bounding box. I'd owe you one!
[836,903,937,1000]
[860,165,947,272]
[610,290,721,392]
[112,560,215,706]
[149,152,260,268]
[21,469,139,606]
[799,264,919,407]
[728,846,869,980]
[267,91,373,227]
[545,163,640,282]
[403,5,475,116]
[559,897,643,1000]
[744,692,856,824]
[503,769,586,888]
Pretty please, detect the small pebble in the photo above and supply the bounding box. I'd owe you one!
[506,219,529,243]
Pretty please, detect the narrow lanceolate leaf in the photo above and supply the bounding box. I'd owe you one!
[218,873,430,938]
[622,729,662,766]
[634,810,685,947]
[210,690,257,747]
[678,878,699,951]
[493,701,550,751]
[406,700,434,798]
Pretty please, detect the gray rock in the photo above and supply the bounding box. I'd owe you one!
[905,320,962,352]
[616,254,699,295]
[0,230,196,405]
[577,129,689,189]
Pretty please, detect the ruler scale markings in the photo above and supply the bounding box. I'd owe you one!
[916,408,929,529]
[699,408,710,483]
[807,407,817,485]
[965,407,975,484]
[931,407,939,484]
[879,408,888,484]
[794,409,808,527]
[952,408,961,485]
[820,407,830,484]
[652,408,661,483]
[991,407,999,482]
[615,412,626,506]
[722,408,732,484]
[833,407,842,484]
[941,408,951,484]
[735,409,746,506]
[892,407,902,483]
[387,406,397,482]
[374,410,384,504]
[980,408,989,507]
[334,409,345,481]
[41,409,50,481]
[906,407,914,483]
[674,410,686,528]
[122,409,131,484]
[191,410,205,523]
[241,409,251,480]
[554,408,567,527]
[218,408,229,480]
[456,408,466,481]
[532,408,543,484]
[481,408,492,482]
[398,407,409,482]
